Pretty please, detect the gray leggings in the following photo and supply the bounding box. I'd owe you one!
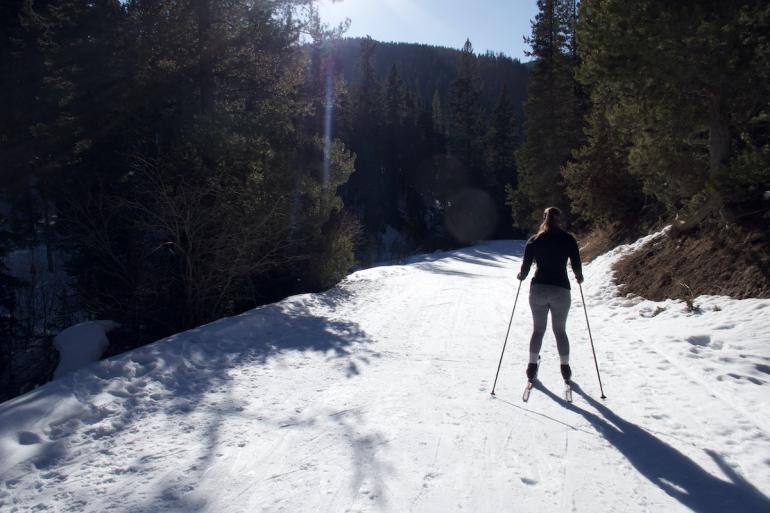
[528,283,571,359]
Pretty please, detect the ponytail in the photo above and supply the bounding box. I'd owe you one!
[534,206,562,239]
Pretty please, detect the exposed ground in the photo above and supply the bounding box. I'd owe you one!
[612,221,770,300]
[576,222,650,263]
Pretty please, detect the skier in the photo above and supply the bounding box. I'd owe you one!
[517,206,583,386]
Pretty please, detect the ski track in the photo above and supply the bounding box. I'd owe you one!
[1,239,769,512]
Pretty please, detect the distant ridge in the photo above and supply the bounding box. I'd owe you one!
[326,37,529,126]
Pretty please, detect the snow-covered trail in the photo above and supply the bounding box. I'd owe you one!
[2,237,770,513]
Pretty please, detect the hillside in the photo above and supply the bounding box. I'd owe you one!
[328,37,529,127]
[1,233,769,512]
[615,222,770,301]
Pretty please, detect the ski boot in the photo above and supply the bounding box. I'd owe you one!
[526,363,539,382]
[561,364,573,403]
[523,360,539,402]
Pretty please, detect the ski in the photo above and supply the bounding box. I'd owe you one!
[521,380,572,403]
[522,381,534,402]
[522,356,541,402]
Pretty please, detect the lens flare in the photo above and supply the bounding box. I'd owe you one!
[444,188,498,244]
[322,71,333,191]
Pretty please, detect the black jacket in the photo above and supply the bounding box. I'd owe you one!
[519,229,583,290]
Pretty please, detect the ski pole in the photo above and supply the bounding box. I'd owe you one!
[578,282,607,399]
[491,279,523,396]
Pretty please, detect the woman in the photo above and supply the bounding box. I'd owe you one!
[516,207,583,384]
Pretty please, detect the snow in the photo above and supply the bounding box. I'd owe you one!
[1,231,769,512]
[53,321,120,379]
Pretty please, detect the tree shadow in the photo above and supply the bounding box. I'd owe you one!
[1,297,378,512]
[411,262,486,278]
[128,489,209,513]
[536,381,770,513]
[411,242,526,277]
[125,407,393,513]
[331,409,394,508]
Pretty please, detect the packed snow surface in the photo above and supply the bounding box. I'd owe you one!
[2,231,769,512]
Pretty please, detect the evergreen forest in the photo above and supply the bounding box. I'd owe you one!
[1,0,768,401]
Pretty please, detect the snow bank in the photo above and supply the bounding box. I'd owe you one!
[53,320,120,379]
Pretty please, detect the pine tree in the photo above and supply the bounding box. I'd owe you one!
[576,0,770,228]
[1,0,72,283]
[0,212,22,402]
[485,84,519,236]
[292,8,358,291]
[383,64,407,226]
[448,39,485,184]
[38,0,353,334]
[512,0,584,228]
[562,104,647,226]
[431,91,444,140]
[344,36,388,249]
[1,0,49,192]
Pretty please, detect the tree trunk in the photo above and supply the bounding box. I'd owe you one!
[708,94,730,179]
[40,185,54,273]
[672,94,729,233]
[195,0,214,114]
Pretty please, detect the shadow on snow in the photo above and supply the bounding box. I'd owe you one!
[411,241,526,278]
[536,381,770,513]
[1,286,379,513]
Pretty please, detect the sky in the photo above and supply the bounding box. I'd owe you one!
[317,0,540,62]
